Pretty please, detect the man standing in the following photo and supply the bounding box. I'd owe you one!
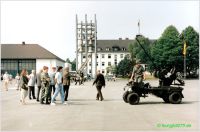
[129,59,145,87]
[36,69,43,102]
[93,70,105,101]
[28,70,36,100]
[49,67,56,101]
[63,67,71,101]
[40,66,50,104]
[51,66,67,105]
[3,72,10,91]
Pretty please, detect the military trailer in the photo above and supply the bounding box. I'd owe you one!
[123,67,185,105]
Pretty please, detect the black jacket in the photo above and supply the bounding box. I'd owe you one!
[93,73,105,87]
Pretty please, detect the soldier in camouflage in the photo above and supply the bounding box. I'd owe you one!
[129,59,145,87]
[40,66,50,104]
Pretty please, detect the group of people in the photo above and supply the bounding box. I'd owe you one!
[19,66,71,105]
[2,60,146,105]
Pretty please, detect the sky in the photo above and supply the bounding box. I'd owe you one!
[1,0,199,61]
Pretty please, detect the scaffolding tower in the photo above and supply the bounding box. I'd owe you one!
[76,14,97,77]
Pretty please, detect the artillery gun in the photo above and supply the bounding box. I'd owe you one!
[123,35,185,105]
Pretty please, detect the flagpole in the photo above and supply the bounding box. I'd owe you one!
[138,19,140,35]
[183,41,187,79]
[184,54,186,79]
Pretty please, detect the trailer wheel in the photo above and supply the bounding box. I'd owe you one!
[169,92,182,104]
[127,93,140,105]
[123,91,129,103]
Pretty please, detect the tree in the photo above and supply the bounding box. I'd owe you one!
[71,59,76,71]
[116,57,133,77]
[181,26,199,77]
[106,65,117,75]
[128,35,152,68]
[151,25,183,71]
[65,58,76,71]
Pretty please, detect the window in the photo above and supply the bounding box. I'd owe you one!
[106,47,110,51]
[97,48,102,51]
[89,62,91,66]
[114,55,117,59]
[115,62,117,65]
[96,54,98,58]
[108,54,111,59]
[120,54,123,58]
[126,54,130,59]
[102,69,105,74]
[122,48,126,51]
[102,62,105,66]
[83,55,86,59]
[97,62,98,66]
[102,54,105,58]
[108,62,111,66]
[89,69,92,73]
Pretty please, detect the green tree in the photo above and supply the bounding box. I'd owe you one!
[116,57,132,77]
[71,59,76,71]
[181,26,199,77]
[151,25,183,71]
[65,58,76,71]
[128,35,152,66]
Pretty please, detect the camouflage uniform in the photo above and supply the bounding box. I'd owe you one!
[40,72,50,104]
[132,64,144,87]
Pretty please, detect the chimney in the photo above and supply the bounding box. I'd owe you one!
[125,38,129,40]
[22,41,25,45]
[119,38,122,40]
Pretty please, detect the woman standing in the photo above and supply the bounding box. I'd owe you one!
[63,67,71,101]
[20,69,29,105]
[28,70,36,99]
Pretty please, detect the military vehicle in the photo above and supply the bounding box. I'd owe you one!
[123,35,185,105]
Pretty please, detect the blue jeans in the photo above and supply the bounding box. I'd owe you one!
[51,84,65,103]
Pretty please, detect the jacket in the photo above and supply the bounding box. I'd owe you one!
[28,73,36,86]
[63,72,71,86]
[93,73,105,87]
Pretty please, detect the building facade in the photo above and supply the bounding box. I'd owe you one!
[1,43,65,76]
[77,38,133,76]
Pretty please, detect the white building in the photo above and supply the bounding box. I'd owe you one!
[77,38,132,76]
[1,43,65,76]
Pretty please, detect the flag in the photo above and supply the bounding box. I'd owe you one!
[183,41,187,56]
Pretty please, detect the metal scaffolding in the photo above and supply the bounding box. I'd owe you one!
[76,14,97,77]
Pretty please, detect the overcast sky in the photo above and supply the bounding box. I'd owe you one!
[1,1,199,60]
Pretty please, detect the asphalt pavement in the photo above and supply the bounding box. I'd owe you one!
[0,78,199,131]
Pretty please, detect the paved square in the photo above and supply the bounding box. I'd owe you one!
[1,79,199,131]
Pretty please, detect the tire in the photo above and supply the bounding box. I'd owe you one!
[123,91,129,103]
[127,93,140,105]
[169,92,182,104]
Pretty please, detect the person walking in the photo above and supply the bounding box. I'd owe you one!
[40,66,50,104]
[63,67,71,101]
[3,72,10,91]
[36,69,43,102]
[28,70,36,99]
[15,73,20,90]
[51,66,67,105]
[20,69,29,105]
[49,67,56,101]
[93,70,106,101]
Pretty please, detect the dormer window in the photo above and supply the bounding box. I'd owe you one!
[97,48,102,51]
[122,47,126,51]
[106,47,110,51]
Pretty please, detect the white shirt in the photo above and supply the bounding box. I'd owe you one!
[55,72,62,84]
